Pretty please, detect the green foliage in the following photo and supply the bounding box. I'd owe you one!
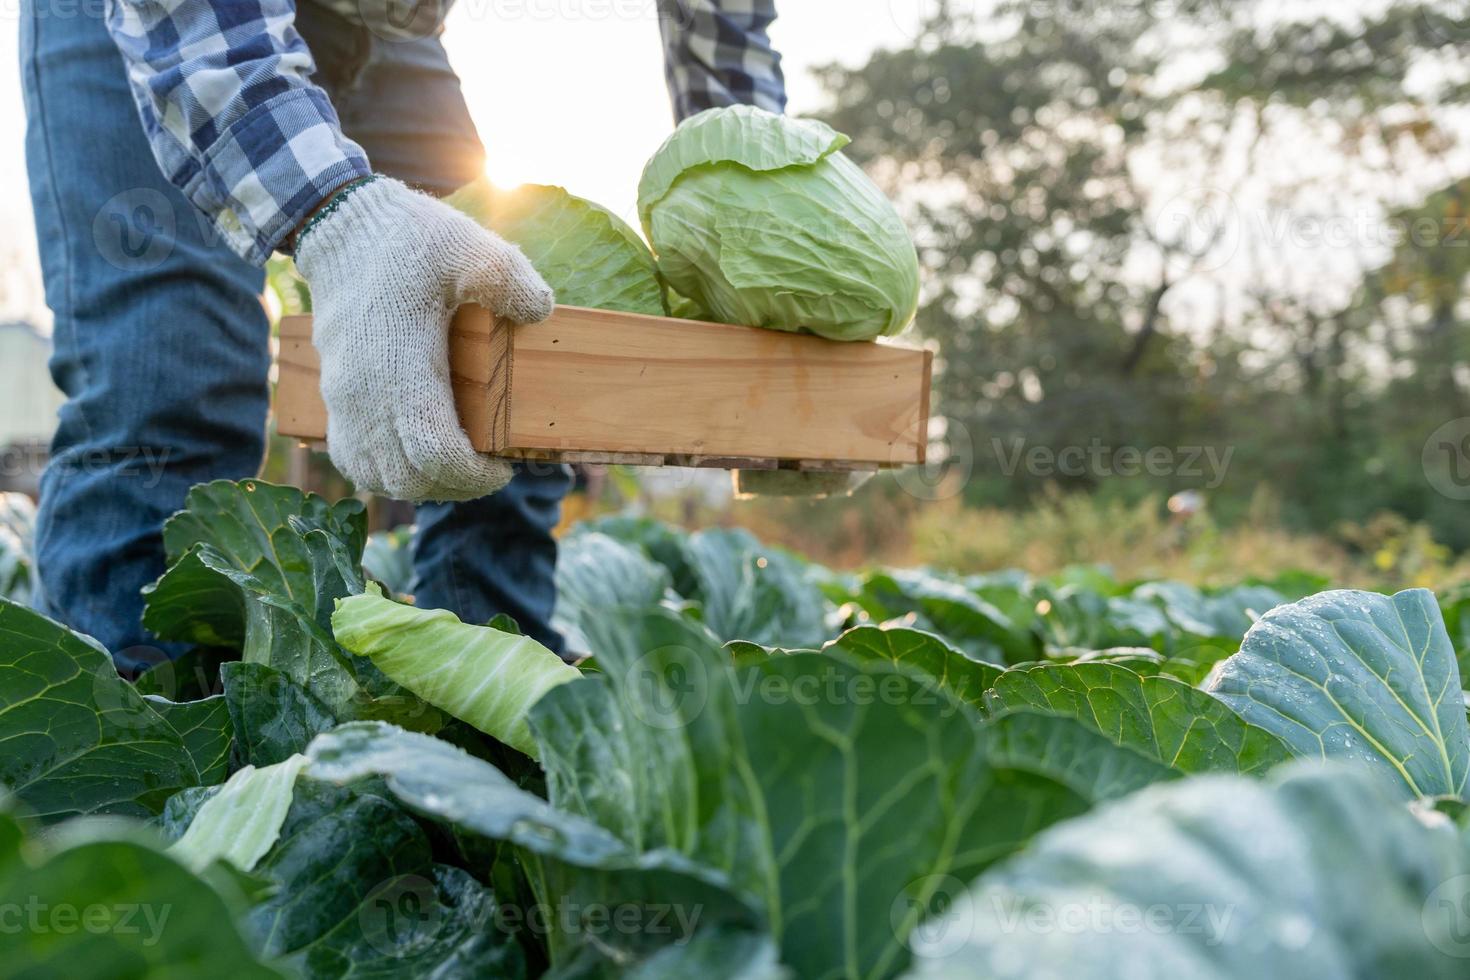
[306,720,760,967]
[0,808,284,976]
[988,662,1293,775]
[142,480,369,713]
[243,777,525,976]
[1208,588,1470,798]
[679,527,832,649]
[825,625,1002,710]
[2,484,1470,977]
[221,662,336,766]
[141,480,444,733]
[0,599,230,821]
[552,530,674,652]
[909,762,1470,978]
[851,569,1039,663]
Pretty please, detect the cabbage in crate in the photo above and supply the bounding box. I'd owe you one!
[637,105,920,341]
[447,178,667,316]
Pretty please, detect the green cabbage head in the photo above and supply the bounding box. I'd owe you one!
[637,105,920,341]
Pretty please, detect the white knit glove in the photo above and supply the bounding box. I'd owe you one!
[296,177,553,501]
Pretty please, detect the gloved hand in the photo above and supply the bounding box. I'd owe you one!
[295,176,553,501]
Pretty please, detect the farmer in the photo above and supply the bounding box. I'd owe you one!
[22,0,785,672]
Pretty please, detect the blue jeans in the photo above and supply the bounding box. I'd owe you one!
[22,0,571,671]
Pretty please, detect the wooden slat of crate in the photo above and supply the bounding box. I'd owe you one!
[277,308,509,451]
[276,305,930,469]
[275,320,328,444]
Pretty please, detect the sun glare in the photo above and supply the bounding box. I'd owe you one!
[481,154,536,194]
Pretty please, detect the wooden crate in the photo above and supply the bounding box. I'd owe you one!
[275,305,932,471]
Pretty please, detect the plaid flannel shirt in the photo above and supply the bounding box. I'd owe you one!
[105,0,785,266]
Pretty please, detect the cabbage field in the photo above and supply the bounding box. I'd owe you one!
[1,479,1469,977]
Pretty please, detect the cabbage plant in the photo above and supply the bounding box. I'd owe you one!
[6,481,1470,978]
[638,105,920,341]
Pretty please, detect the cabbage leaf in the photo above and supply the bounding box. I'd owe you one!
[170,754,309,872]
[448,178,666,315]
[331,590,581,757]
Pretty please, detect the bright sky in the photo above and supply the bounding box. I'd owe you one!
[0,0,936,326]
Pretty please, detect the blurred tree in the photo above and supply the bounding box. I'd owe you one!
[817,0,1470,545]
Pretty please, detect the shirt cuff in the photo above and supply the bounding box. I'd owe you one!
[184,87,372,266]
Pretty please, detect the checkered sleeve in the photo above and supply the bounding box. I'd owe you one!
[657,0,787,122]
[105,0,372,265]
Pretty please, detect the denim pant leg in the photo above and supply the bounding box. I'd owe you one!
[24,0,571,665]
[413,463,573,653]
[314,24,573,652]
[22,0,270,669]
